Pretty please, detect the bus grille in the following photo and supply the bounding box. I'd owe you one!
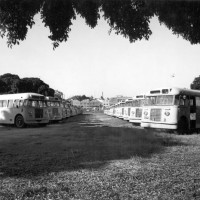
[150,109,161,121]
[35,108,43,118]
[128,108,131,116]
[53,108,59,116]
[136,108,142,118]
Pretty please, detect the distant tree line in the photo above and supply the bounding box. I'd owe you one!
[70,95,93,101]
[0,73,55,96]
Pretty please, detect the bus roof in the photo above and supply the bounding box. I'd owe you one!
[146,87,200,96]
[0,93,45,100]
[125,98,133,102]
[45,96,60,101]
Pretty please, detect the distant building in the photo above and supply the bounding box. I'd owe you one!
[80,99,90,109]
[103,98,110,107]
[80,98,104,111]
[109,95,131,106]
[71,99,81,107]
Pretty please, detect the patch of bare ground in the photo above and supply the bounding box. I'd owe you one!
[0,113,200,199]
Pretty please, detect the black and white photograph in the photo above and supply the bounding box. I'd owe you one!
[0,0,200,199]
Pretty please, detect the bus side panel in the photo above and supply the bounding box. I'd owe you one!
[196,106,200,128]
[0,107,15,124]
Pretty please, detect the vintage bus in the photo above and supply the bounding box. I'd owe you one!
[46,96,63,122]
[116,101,125,119]
[105,105,113,116]
[64,101,72,118]
[129,95,145,124]
[122,98,133,120]
[0,93,49,128]
[141,87,200,134]
[111,104,117,117]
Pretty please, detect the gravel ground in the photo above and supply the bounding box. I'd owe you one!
[0,113,200,200]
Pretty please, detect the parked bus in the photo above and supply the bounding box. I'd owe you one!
[46,96,63,122]
[0,93,49,128]
[63,101,71,118]
[141,87,200,134]
[129,95,145,124]
[122,98,133,120]
[117,101,125,118]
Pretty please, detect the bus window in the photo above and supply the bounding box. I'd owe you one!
[43,101,47,107]
[13,100,20,108]
[32,100,38,107]
[23,100,28,106]
[8,100,13,108]
[2,100,7,107]
[0,100,3,107]
[175,95,179,105]
[38,101,43,107]
[190,99,194,106]
[145,97,156,106]
[179,95,189,106]
[196,97,200,106]
[19,100,23,107]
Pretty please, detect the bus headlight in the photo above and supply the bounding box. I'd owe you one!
[164,111,170,116]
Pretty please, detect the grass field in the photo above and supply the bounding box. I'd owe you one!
[0,113,200,199]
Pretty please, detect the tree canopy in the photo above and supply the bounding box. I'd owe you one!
[70,95,92,101]
[191,76,200,90]
[0,73,55,96]
[0,0,199,49]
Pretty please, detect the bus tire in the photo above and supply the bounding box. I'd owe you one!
[177,117,189,135]
[15,115,25,128]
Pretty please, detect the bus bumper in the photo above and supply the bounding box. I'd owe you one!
[129,118,141,124]
[141,122,177,129]
[123,117,130,121]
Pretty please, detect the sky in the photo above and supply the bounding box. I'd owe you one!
[0,13,200,99]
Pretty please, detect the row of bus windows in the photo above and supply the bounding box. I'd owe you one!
[144,95,200,106]
[109,95,200,108]
[47,101,60,107]
[115,100,144,107]
[0,99,47,108]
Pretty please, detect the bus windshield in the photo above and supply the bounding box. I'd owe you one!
[131,99,144,107]
[26,100,47,107]
[144,95,174,106]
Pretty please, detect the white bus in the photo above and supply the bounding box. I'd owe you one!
[141,87,200,134]
[46,96,63,122]
[129,95,145,124]
[0,93,49,128]
[122,98,133,120]
[115,101,125,118]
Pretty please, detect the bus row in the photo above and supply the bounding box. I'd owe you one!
[0,93,83,128]
[104,87,200,134]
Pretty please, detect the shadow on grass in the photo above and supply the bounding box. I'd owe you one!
[0,126,186,178]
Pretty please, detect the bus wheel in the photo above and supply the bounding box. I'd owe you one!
[177,117,189,135]
[15,115,25,128]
